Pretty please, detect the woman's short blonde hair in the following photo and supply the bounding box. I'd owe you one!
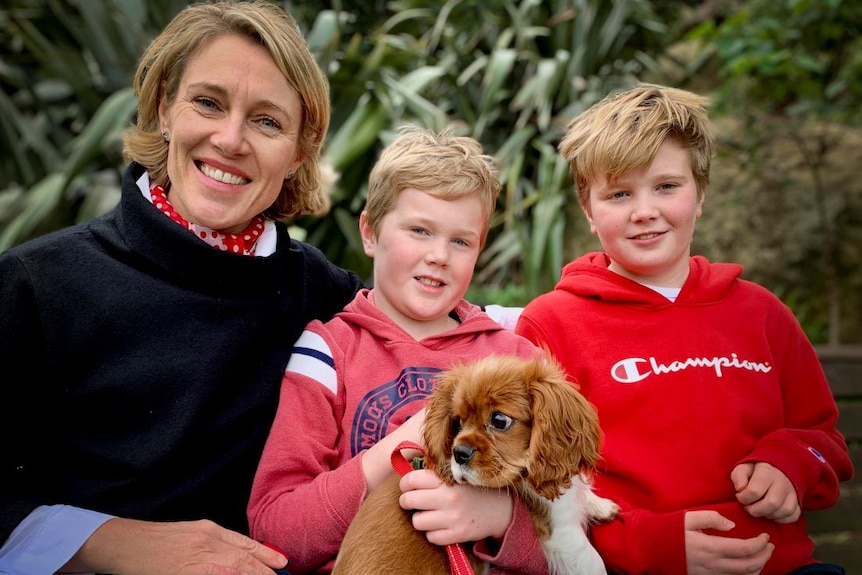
[122,0,330,219]
[559,83,716,211]
[363,125,501,247]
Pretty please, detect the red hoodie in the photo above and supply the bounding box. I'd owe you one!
[249,289,546,574]
[516,252,853,575]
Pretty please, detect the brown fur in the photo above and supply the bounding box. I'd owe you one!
[332,472,486,575]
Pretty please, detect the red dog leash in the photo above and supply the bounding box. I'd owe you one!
[390,441,476,575]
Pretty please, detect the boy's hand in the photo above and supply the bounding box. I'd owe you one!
[731,462,801,523]
[398,469,513,544]
[361,408,426,490]
[684,511,773,575]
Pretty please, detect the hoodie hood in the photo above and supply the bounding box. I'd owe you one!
[335,288,504,350]
[556,252,742,307]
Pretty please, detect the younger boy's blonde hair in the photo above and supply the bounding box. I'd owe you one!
[559,83,716,211]
[364,125,501,247]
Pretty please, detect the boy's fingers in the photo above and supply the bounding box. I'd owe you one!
[684,510,735,532]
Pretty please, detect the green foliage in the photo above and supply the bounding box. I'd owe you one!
[0,0,673,279]
[689,0,862,344]
[690,0,862,125]
[0,0,188,250]
[299,0,668,289]
[466,283,532,308]
[773,285,830,346]
[4,0,859,344]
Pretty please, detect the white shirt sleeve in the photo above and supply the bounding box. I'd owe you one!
[0,505,113,575]
[483,304,524,332]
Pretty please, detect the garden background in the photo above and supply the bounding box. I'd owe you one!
[1,0,860,345]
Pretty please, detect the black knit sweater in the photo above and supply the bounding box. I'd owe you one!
[0,162,362,543]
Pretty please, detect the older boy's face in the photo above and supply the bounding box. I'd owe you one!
[585,139,704,288]
[360,187,484,338]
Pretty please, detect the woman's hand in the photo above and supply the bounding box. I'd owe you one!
[61,517,288,575]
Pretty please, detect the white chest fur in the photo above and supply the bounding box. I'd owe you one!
[538,475,614,575]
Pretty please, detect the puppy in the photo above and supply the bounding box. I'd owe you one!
[333,354,618,575]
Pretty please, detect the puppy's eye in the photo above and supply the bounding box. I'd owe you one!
[450,417,462,435]
[489,412,514,431]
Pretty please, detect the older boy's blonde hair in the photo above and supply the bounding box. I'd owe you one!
[122,0,330,219]
[364,125,501,247]
[559,83,716,211]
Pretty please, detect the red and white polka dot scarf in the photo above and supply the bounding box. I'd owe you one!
[150,184,265,256]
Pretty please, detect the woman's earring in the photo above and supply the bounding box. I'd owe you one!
[287,170,294,179]
[162,131,170,142]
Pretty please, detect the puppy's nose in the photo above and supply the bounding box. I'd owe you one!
[453,444,475,465]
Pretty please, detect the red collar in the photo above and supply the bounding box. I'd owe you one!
[151,185,265,256]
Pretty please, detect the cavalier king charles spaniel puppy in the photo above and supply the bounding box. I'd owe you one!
[333,354,618,575]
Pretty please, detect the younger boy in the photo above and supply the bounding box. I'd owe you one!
[248,126,548,574]
[515,84,853,575]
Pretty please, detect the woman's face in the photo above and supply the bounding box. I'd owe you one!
[158,34,304,233]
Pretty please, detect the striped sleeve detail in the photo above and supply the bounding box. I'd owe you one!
[285,330,337,394]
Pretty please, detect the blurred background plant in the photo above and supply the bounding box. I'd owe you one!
[1,0,860,344]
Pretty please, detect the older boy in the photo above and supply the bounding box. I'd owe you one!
[248,126,550,574]
[515,84,852,575]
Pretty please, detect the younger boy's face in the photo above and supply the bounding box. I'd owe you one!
[584,139,703,288]
[360,187,484,338]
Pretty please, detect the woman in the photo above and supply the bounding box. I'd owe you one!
[0,2,361,573]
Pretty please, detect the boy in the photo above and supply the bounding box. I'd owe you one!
[248,126,548,574]
[515,83,853,575]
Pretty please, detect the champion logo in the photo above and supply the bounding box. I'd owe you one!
[611,353,773,383]
[808,446,827,463]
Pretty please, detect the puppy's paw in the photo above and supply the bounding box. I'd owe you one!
[585,492,619,523]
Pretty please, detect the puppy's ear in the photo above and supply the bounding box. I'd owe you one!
[423,369,458,484]
[526,357,601,500]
